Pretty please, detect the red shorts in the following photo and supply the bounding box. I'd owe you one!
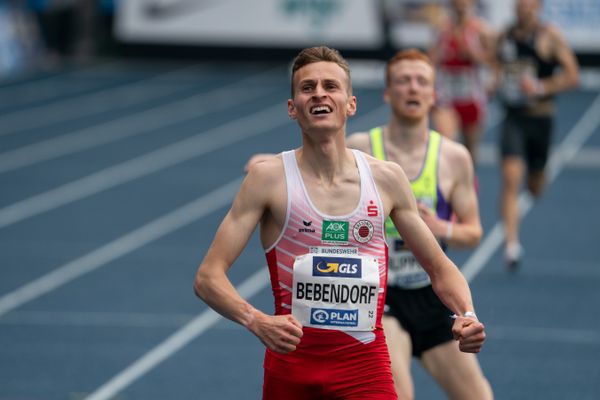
[453,100,485,127]
[262,328,396,400]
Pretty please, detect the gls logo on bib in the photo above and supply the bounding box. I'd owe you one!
[312,256,362,278]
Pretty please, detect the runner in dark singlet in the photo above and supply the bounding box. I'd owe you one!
[494,0,579,269]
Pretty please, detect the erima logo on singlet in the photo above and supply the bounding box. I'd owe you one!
[299,220,316,233]
[313,256,361,277]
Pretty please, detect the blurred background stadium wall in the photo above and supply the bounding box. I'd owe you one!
[1,0,599,79]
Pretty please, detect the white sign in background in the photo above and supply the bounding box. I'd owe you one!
[115,0,383,49]
[115,0,600,53]
[542,0,600,52]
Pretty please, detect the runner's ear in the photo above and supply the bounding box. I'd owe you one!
[288,99,297,120]
[383,87,391,104]
[346,96,357,117]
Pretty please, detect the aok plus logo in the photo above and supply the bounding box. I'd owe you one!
[321,220,349,244]
[310,308,358,327]
[312,256,361,277]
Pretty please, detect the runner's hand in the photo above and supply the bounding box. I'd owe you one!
[452,316,486,353]
[520,75,544,98]
[417,203,444,238]
[247,312,303,354]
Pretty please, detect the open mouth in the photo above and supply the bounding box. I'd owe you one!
[406,100,421,107]
[310,105,332,115]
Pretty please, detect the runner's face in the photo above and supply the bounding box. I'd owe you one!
[516,0,540,26]
[451,0,472,15]
[288,61,356,134]
[384,60,435,121]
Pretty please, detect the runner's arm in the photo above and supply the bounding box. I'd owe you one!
[538,25,579,96]
[470,19,497,67]
[194,163,303,353]
[381,162,475,315]
[383,163,485,352]
[488,31,506,96]
[428,28,444,64]
[442,142,482,248]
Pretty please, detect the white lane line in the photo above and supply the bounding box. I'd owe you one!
[0,65,204,136]
[0,102,290,229]
[565,147,600,168]
[0,177,243,318]
[462,92,600,281]
[0,68,281,173]
[84,267,269,400]
[477,144,600,168]
[0,61,124,108]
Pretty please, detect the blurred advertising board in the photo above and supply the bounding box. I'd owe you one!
[542,0,600,52]
[115,0,383,49]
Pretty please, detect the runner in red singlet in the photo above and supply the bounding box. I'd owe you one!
[429,0,494,164]
[195,46,486,400]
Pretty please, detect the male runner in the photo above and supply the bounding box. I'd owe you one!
[196,46,486,400]
[429,0,494,163]
[347,49,493,400]
[494,0,579,268]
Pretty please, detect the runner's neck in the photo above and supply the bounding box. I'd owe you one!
[386,118,429,151]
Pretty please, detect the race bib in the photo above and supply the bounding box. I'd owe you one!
[291,249,380,331]
[499,60,537,107]
[387,239,431,289]
[439,69,478,101]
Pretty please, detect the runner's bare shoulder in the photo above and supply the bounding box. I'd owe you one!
[346,132,371,153]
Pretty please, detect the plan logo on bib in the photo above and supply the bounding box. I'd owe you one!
[310,308,359,328]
